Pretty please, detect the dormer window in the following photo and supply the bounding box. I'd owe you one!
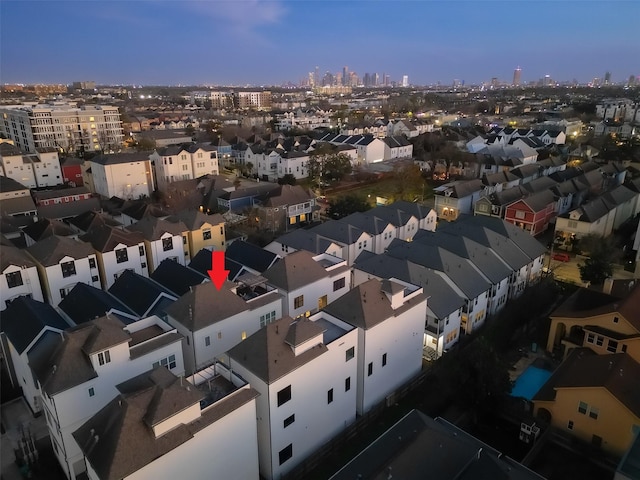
[61,261,76,278]
[6,271,23,288]
[115,248,128,264]
[162,237,173,251]
[97,350,111,366]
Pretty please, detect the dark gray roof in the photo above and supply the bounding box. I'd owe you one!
[91,152,151,165]
[26,235,95,266]
[108,270,176,317]
[126,215,187,241]
[37,197,101,221]
[59,283,137,325]
[0,242,36,271]
[1,297,68,354]
[23,218,75,243]
[80,224,145,252]
[273,229,337,255]
[226,240,280,273]
[0,175,29,193]
[68,210,121,233]
[262,250,327,291]
[310,220,367,245]
[150,259,207,296]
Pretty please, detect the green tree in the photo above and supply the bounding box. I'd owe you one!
[246,161,254,177]
[327,195,370,219]
[184,123,196,137]
[136,137,156,152]
[578,234,620,285]
[278,174,297,186]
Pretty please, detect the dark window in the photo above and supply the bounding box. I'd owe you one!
[607,340,618,353]
[88,258,96,269]
[115,248,128,264]
[162,237,173,251]
[279,444,293,465]
[382,353,387,367]
[294,295,304,309]
[622,344,628,353]
[141,262,147,269]
[367,362,373,376]
[61,261,76,278]
[345,347,354,361]
[578,401,588,414]
[327,388,333,404]
[345,377,351,392]
[88,387,95,397]
[284,414,295,428]
[203,230,212,240]
[59,288,68,299]
[589,407,599,420]
[333,277,346,291]
[92,275,99,282]
[567,420,574,430]
[613,316,619,323]
[182,236,187,245]
[6,271,23,288]
[139,245,145,256]
[592,435,602,447]
[277,385,291,406]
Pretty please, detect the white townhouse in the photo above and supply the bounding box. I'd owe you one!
[126,216,188,272]
[262,250,350,318]
[26,235,101,306]
[165,277,283,375]
[308,221,374,265]
[33,314,184,479]
[433,179,485,222]
[278,150,309,180]
[1,297,69,414]
[338,212,396,254]
[150,143,219,192]
[389,200,438,232]
[226,314,358,480]
[73,365,260,480]
[366,204,423,241]
[80,224,149,289]
[0,143,63,188]
[0,143,36,187]
[1,242,44,309]
[323,278,427,415]
[318,133,386,164]
[89,152,154,200]
[32,147,64,187]
[382,136,413,160]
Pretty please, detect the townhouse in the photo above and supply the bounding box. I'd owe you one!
[1,241,45,309]
[80,224,149,289]
[262,250,350,318]
[0,175,37,224]
[318,133,386,164]
[382,135,413,160]
[150,143,219,192]
[0,143,63,188]
[73,365,260,480]
[434,179,484,221]
[89,152,154,200]
[33,314,185,479]
[169,210,226,256]
[126,216,188,272]
[504,189,556,236]
[25,235,101,306]
[165,278,283,374]
[254,184,318,232]
[1,297,69,413]
[225,314,358,480]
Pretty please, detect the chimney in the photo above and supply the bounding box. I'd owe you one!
[603,277,614,295]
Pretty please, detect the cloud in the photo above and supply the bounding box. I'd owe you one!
[183,0,286,34]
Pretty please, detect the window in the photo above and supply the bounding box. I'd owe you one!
[368,362,373,376]
[277,386,291,406]
[203,230,212,240]
[279,444,293,465]
[622,344,628,353]
[260,311,276,328]
[294,295,304,309]
[327,388,333,404]
[586,333,595,344]
[241,331,247,340]
[596,335,604,347]
[607,340,618,353]
[88,258,96,269]
[162,237,173,251]
[333,277,346,291]
[61,261,76,277]
[567,420,574,430]
[382,353,387,367]
[205,336,211,347]
[613,316,619,323]
[115,248,128,264]
[284,414,295,428]
[515,210,525,219]
[92,275,99,282]
[153,354,177,370]
[578,401,588,415]
[139,245,145,256]
[88,387,95,397]
[345,347,355,361]
[217,332,222,339]
[6,271,23,288]
[345,377,351,392]
[182,236,187,245]
[589,407,599,420]
[97,350,111,366]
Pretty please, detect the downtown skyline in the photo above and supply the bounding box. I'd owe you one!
[1,0,639,87]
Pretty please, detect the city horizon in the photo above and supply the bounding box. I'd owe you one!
[1,1,639,87]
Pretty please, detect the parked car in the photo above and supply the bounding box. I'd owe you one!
[552,252,570,262]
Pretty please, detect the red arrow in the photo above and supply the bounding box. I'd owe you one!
[207,251,229,291]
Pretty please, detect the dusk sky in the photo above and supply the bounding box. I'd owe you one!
[1,1,639,87]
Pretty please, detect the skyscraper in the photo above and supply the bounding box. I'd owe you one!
[402,75,409,87]
[604,71,611,85]
[342,66,349,86]
[513,67,522,86]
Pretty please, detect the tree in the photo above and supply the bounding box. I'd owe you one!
[327,195,370,219]
[136,137,156,152]
[309,146,353,185]
[578,234,620,285]
[246,161,254,177]
[184,123,196,137]
[278,174,297,186]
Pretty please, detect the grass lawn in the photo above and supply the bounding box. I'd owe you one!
[325,177,433,207]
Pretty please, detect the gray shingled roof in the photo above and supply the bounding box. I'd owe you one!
[262,250,327,291]
[80,224,145,252]
[26,235,96,266]
[126,216,187,241]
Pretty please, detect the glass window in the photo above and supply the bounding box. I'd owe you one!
[61,261,76,278]
[327,388,333,404]
[607,340,618,353]
[345,377,351,392]
[88,258,97,269]
[284,414,295,428]
[277,386,291,406]
[294,295,304,309]
[162,237,173,251]
[205,336,211,347]
[368,362,373,376]
[115,248,129,264]
[6,271,23,288]
[279,444,292,465]
[203,230,212,240]
[139,245,145,256]
[88,387,95,397]
[382,353,387,367]
[578,401,588,414]
[333,277,346,291]
[589,407,599,420]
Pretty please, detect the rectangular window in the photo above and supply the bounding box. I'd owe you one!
[153,354,177,370]
[515,210,525,219]
[162,237,173,251]
[622,344,628,353]
[294,295,304,309]
[139,245,145,256]
[586,333,595,344]
[6,271,23,288]
[578,401,588,415]
[279,444,293,465]
[346,347,355,361]
[115,248,129,264]
[183,236,187,245]
[88,258,97,269]
[284,414,295,428]
[345,377,351,392]
[382,353,387,367]
[205,336,211,347]
[277,386,291,407]
[333,277,346,291]
[567,420,574,430]
[203,230,212,240]
[596,336,604,347]
[61,260,76,278]
[327,388,333,404]
[97,350,111,365]
[88,387,95,397]
[589,407,599,420]
[260,311,276,328]
[607,340,618,353]
[368,362,373,376]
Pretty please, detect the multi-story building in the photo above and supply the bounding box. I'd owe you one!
[255,184,318,232]
[170,210,226,257]
[225,314,359,480]
[1,241,45,309]
[150,143,219,192]
[126,216,188,272]
[0,143,63,188]
[25,235,101,306]
[0,103,123,154]
[89,152,154,200]
[235,91,272,110]
[32,314,184,479]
